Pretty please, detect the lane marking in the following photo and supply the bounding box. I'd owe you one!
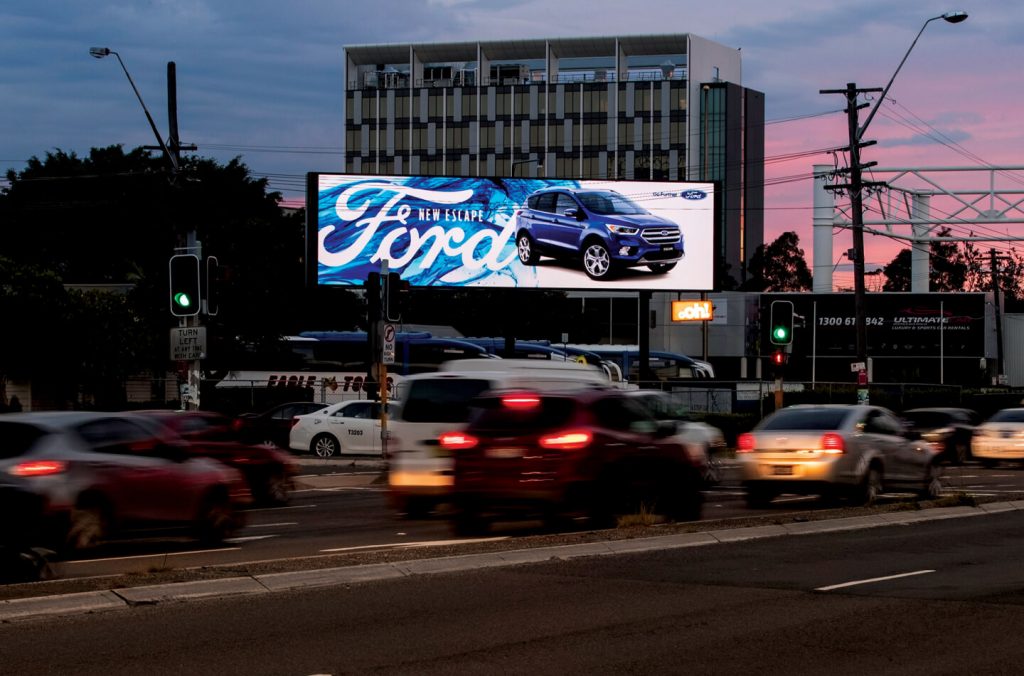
[249,522,299,528]
[61,547,242,565]
[246,504,318,512]
[816,569,935,592]
[225,535,281,544]
[320,536,508,553]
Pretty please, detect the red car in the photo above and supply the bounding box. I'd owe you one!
[138,410,299,506]
[0,411,251,554]
[447,388,704,534]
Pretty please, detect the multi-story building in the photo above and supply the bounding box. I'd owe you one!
[343,34,763,289]
[341,34,764,369]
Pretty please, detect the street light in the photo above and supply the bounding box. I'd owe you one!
[827,11,967,375]
[90,46,177,174]
[511,158,543,177]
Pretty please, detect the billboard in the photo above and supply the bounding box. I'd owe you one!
[308,174,716,291]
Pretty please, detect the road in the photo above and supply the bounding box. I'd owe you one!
[1,510,1021,674]
[40,460,1024,583]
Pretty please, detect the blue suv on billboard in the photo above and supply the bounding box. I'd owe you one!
[515,188,684,280]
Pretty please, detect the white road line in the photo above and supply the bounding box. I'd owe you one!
[320,537,508,553]
[225,535,280,544]
[61,547,242,565]
[249,522,299,528]
[246,504,318,511]
[815,569,935,592]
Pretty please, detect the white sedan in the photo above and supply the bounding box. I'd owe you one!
[289,400,400,457]
[972,407,1024,466]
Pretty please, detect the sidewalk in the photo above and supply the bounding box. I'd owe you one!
[2,499,1020,624]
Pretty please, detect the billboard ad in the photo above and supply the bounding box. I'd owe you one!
[309,174,716,291]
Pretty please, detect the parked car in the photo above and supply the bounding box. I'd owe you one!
[289,399,399,458]
[448,388,704,535]
[233,401,328,449]
[137,410,299,506]
[388,359,610,518]
[625,390,726,485]
[514,187,685,280]
[736,405,943,507]
[901,407,979,465]
[0,411,250,554]
[971,408,1024,466]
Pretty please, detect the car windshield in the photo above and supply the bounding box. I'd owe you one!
[758,408,851,431]
[902,411,952,428]
[988,409,1024,423]
[0,422,46,459]
[400,379,492,423]
[469,396,578,435]
[576,192,648,216]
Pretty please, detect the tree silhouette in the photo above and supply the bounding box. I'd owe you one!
[741,231,812,292]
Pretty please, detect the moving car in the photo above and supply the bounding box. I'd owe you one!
[137,410,298,506]
[448,388,704,534]
[289,399,399,457]
[736,405,942,507]
[233,401,328,448]
[625,390,725,485]
[514,187,684,280]
[971,408,1024,466]
[387,359,610,518]
[0,411,250,554]
[901,407,979,465]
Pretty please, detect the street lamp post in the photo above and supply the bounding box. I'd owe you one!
[821,11,967,380]
[511,158,542,177]
[89,47,178,175]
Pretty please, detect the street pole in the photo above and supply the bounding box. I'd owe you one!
[990,249,1006,384]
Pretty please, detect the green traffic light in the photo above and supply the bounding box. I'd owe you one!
[772,326,789,342]
[173,292,192,308]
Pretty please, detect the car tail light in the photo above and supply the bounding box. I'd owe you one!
[439,431,479,450]
[10,460,67,477]
[290,416,301,428]
[538,429,592,451]
[821,433,845,454]
[231,418,243,432]
[502,394,540,410]
[736,433,756,453]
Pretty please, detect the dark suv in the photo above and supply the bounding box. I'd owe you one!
[447,389,703,534]
[515,188,684,280]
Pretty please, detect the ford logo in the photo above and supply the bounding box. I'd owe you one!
[681,190,707,201]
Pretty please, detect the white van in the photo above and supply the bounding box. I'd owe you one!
[386,359,609,517]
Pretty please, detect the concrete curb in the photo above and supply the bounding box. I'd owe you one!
[2,500,1020,623]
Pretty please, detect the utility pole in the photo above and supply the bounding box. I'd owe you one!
[990,248,1007,384]
[820,84,885,380]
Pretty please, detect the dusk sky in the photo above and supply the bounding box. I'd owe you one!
[4,0,1021,290]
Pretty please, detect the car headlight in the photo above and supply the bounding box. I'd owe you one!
[606,224,639,235]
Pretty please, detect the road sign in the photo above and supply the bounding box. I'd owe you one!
[850,361,867,372]
[382,323,396,365]
[170,327,207,361]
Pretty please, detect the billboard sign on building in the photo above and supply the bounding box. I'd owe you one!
[308,174,716,291]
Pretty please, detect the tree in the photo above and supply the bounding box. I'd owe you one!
[740,231,813,292]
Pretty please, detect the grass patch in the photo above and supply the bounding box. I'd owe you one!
[616,503,661,528]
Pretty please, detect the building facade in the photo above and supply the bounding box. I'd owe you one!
[342,34,764,288]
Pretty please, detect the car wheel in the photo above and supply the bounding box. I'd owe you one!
[582,241,614,280]
[312,433,339,458]
[744,487,775,508]
[65,504,108,552]
[919,462,944,500]
[856,466,883,505]
[517,233,539,264]
[452,504,489,536]
[647,262,676,273]
[260,470,292,506]
[953,440,970,465]
[196,491,240,545]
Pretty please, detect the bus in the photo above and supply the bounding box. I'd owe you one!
[563,344,715,381]
[458,338,627,384]
[214,331,493,404]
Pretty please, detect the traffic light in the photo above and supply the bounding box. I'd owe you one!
[771,349,787,367]
[169,254,201,317]
[205,256,219,317]
[365,272,382,323]
[769,300,794,345]
[385,272,409,322]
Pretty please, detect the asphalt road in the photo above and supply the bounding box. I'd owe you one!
[39,461,1024,582]
[2,510,1021,675]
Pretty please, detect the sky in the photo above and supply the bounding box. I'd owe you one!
[3,0,1022,290]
